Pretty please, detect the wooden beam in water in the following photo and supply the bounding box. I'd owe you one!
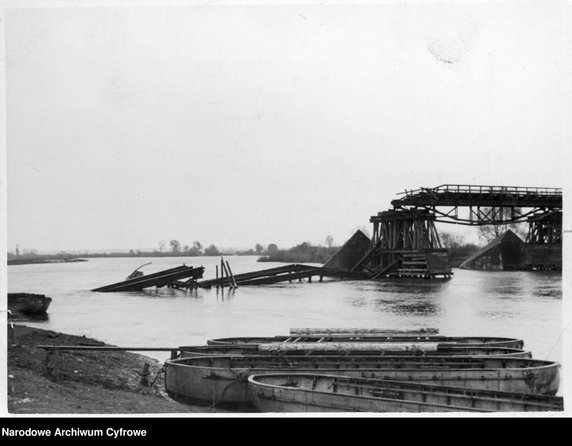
[225,260,238,288]
[215,265,219,289]
[230,268,368,286]
[234,270,318,286]
[220,258,226,288]
[196,263,370,289]
[197,264,322,288]
[92,265,204,292]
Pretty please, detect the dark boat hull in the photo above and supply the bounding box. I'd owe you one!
[164,355,560,406]
[8,293,52,315]
[247,373,564,413]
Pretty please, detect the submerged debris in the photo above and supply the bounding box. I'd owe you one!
[92,264,204,292]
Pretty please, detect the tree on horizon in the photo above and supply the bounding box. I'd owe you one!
[170,240,181,253]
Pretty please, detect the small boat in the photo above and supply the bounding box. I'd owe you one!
[178,344,531,358]
[8,293,52,315]
[207,335,525,350]
[164,354,560,406]
[247,373,564,413]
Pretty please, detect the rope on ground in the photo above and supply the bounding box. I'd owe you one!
[211,368,248,409]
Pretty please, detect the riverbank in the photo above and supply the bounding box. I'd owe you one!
[7,258,88,266]
[6,325,229,415]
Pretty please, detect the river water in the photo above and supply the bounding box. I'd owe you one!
[7,256,563,369]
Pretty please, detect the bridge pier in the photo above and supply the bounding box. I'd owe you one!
[526,210,562,245]
[353,209,452,279]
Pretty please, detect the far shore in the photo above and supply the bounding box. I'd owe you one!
[7,258,88,266]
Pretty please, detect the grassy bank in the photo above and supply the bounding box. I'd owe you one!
[6,325,229,415]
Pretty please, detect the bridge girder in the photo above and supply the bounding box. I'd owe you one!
[408,205,556,226]
[391,184,562,226]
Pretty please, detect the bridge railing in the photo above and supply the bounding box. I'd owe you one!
[398,184,562,198]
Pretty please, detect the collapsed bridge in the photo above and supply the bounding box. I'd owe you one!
[91,184,563,292]
[334,184,562,279]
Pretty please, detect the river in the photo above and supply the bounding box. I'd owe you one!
[7,256,563,369]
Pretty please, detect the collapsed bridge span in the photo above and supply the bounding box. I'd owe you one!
[197,263,369,288]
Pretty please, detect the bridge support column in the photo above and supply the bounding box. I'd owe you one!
[526,211,562,244]
[523,210,562,270]
[359,209,452,278]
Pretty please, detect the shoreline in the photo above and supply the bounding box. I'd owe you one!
[6,325,231,415]
[7,258,88,266]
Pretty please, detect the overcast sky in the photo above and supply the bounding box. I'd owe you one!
[4,0,571,253]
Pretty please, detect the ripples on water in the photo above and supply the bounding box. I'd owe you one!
[7,256,563,367]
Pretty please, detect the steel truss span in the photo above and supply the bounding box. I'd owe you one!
[390,184,562,226]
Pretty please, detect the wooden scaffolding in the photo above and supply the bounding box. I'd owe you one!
[525,210,562,245]
[352,209,452,279]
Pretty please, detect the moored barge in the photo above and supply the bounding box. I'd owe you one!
[247,373,564,413]
[164,354,560,407]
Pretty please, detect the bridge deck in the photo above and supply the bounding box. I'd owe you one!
[391,184,562,209]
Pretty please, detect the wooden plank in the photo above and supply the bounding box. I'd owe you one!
[198,264,321,287]
[257,342,441,352]
[92,265,204,292]
[226,260,238,288]
[290,328,440,335]
[233,270,318,286]
[370,259,401,279]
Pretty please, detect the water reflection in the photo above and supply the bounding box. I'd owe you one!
[345,288,442,316]
[141,288,184,298]
[470,271,561,301]
[139,288,204,299]
[374,279,451,296]
[532,287,561,299]
[9,313,50,323]
[371,296,441,316]
[476,310,514,320]
[347,278,448,315]
[216,287,236,301]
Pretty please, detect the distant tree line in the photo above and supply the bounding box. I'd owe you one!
[159,240,222,256]
[234,243,267,256]
[6,250,88,265]
[257,241,339,264]
[439,232,480,267]
[12,227,520,267]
